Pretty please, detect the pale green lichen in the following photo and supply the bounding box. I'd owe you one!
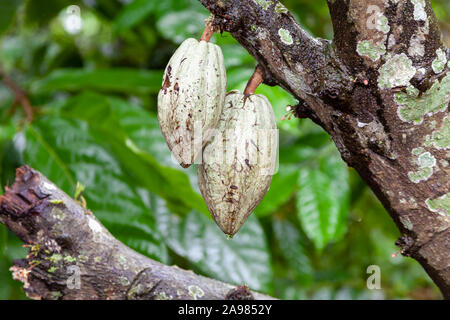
[49,291,62,299]
[78,255,89,263]
[357,40,386,61]
[407,151,436,183]
[432,48,448,74]
[94,256,102,263]
[127,284,143,298]
[275,3,288,14]
[48,266,58,273]
[50,199,64,205]
[408,34,425,57]
[425,117,450,149]
[119,276,130,286]
[399,216,413,230]
[377,15,390,34]
[188,285,205,300]
[119,255,129,270]
[417,151,436,167]
[64,255,77,263]
[156,291,172,300]
[378,53,416,89]
[426,193,450,215]
[412,147,425,155]
[51,207,65,221]
[253,0,272,10]
[396,73,450,124]
[278,28,293,45]
[48,253,62,264]
[411,0,427,21]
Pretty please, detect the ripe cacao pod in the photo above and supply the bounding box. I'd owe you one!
[198,91,278,236]
[158,38,226,168]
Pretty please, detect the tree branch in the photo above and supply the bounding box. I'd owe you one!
[198,0,450,298]
[0,166,274,300]
[0,68,34,123]
[199,0,354,105]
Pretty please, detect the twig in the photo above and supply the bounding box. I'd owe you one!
[0,68,34,123]
[244,65,265,96]
[200,20,215,42]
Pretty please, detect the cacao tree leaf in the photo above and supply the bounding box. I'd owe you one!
[115,0,202,32]
[24,0,75,25]
[274,280,308,300]
[273,219,313,285]
[106,96,175,167]
[31,68,163,94]
[296,149,350,251]
[254,164,299,217]
[23,116,169,263]
[218,42,254,69]
[0,0,22,35]
[113,0,156,32]
[0,232,27,299]
[153,195,273,292]
[156,10,207,44]
[57,92,207,214]
[226,66,254,91]
[0,122,22,194]
[255,84,300,133]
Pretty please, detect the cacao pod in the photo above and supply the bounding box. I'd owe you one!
[198,91,278,236]
[158,38,226,168]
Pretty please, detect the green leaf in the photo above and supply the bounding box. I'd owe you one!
[57,92,207,215]
[106,96,174,166]
[24,0,74,25]
[113,0,156,32]
[255,84,299,133]
[23,116,168,263]
[153,196,273,292]
[0,233,28,299]
[156,10,207,44]
[0,0,22,35]
[273,219,313,285]
[0,225,6,253]
[255,164,299,217]
[296,149,350,251]
[217,42,254,69]
[31,68,163,94]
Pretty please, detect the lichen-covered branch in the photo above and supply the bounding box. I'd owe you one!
[0,166,273,300]
[198,0,449,298]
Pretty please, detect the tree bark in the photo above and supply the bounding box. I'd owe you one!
[198,0,449,298]
[0,166,273,300]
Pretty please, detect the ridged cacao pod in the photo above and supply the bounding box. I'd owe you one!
[198,91,278,236]
[158,38,226,168]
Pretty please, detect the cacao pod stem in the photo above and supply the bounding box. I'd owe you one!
[200,21,215,42]
[244,65,264,96]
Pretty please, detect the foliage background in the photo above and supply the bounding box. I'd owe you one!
[0,0,448,300]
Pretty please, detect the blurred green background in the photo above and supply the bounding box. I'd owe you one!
[0,0,448,300]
